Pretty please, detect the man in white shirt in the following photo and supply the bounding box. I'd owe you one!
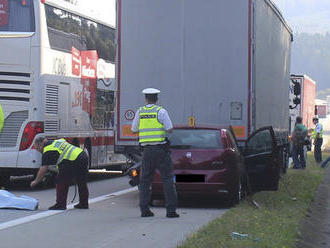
[312,117,323,163]
[131,88,179,218]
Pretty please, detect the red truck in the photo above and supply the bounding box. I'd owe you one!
[290,74,316,132]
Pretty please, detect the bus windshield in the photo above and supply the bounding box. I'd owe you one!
[0,0,35,32]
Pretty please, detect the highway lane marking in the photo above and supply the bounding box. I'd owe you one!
[0,187,138,231]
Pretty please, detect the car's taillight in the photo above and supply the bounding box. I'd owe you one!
[19,122,44,151]
[131,169,139,177]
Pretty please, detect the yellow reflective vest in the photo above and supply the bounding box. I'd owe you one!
[138,105,166,143]
[43,139,83,166]
[0,104,3,134]
[311,123,323,139]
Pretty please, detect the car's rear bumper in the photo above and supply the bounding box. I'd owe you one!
[151,168,237,199]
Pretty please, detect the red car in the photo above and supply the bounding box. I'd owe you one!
[150,126,282,206]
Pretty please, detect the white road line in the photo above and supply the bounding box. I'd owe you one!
[0,187,138,231]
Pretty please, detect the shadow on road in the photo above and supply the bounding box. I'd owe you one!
[2,170,125,191]
[152,196,230,209]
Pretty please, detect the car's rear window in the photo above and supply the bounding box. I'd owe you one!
[168,129,223,149]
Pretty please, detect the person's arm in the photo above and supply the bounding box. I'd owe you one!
[131,109,140,133]
[315,124,321,140]
[167,128,173,133]
[159,108,173,132]
[30,166,48,188]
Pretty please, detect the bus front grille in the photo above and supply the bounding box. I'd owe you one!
[0,71,31,102]
[0,111,28,147]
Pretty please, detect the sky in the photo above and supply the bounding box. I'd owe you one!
[272,0,330,34]
[77,0,330,34]
[77,0,116,26]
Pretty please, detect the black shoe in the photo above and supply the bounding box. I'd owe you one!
[48,204,66,210]
[74,203,89,209]
[141,209,154,217]
[166,212,180,218]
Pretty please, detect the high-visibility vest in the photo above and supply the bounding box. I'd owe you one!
[43,139,83,166]
[138,105,166,143]
[311,124,323,139]
[0,104,3,134]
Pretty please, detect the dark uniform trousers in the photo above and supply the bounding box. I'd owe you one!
[56,151,89,207]
[314,138,323,163]
[139,144,177,213]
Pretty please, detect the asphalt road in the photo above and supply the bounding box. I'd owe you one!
[0,172,227,248]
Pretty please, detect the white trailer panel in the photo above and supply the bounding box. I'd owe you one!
[116,0,292,146]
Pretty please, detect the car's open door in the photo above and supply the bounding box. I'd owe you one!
[244,126,280,192]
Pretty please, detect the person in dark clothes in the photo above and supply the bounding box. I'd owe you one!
[30,137,89,210]
[291,116,307,169]
[131,88,179,218]
[311,117,323,163]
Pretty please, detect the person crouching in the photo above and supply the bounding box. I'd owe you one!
[30,137,89,210]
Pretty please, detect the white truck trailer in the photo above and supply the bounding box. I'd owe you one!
[115,0,293,169]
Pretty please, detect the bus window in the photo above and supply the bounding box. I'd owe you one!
[92,89,114,129]
[0,0,35,32]
[45,4,115,62]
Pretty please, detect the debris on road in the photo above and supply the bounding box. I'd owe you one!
[0,190,38,210]
[231,232,261,242]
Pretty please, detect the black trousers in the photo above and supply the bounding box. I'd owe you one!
[139,144,177,213]
[314,138,323,163]
[56,151,89,207]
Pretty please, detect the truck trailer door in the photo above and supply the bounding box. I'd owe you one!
[244,126,280,192]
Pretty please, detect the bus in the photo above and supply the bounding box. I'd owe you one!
[0,0,125,185]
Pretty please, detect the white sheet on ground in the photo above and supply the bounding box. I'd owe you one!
[0,190,38,210]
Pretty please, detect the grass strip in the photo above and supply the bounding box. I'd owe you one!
[178,152,329,248]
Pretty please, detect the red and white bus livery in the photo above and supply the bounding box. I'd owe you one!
[0,0,124,183]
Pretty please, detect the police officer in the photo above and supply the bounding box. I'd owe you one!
[311,116,323,163]
[131,88,179,218]
[0,103,4,134]
[30,137,89,210]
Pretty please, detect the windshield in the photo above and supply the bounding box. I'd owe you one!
[0,0,35,32]
[168,129,223,149]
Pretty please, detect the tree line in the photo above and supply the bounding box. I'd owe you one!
[291,32,330,99]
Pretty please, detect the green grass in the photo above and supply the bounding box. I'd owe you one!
[178,152,329,248]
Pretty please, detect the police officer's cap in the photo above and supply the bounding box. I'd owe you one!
[142,88,160,94]
[313,116,319,121]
